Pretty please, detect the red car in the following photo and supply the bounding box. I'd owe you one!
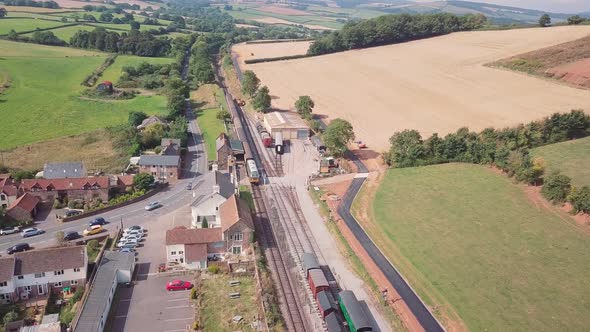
[166,280,193,291]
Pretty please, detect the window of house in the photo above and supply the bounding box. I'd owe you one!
[54,282,62,287]
[179,251,184,255]
[34,272,45,278]
[71,280,78,285]
[0,194,6,200]
[54,270,64,276]
[74,268,81,273]
[0,281,7,287]
[24,285,31,291]
[171,251,176,255]
[232,232,243,241]
[232,246,242,255]
[17,276,23,280]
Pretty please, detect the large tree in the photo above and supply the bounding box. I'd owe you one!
[241,70,260,97]
[128,111,148,126]
[539,14,551,27]
[133,173,155,191]
[387,130,425,167]
[323,118,354,157]
[252,86,271,112]
[567,15,586,25]
[295,95,314,117]
[541,171,571,203]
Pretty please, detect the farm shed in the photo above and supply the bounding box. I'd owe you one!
[317,290,338,318]
[263,111,309,140]
[308,269,330,297]
[338,290,372,332]
[325,312,344,332]
[302,252,320,276]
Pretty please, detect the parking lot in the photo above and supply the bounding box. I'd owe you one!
[110,207,196,332]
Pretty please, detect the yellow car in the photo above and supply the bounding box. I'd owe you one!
[83,225,104,236]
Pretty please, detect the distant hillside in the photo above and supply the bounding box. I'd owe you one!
[356,0,571,24]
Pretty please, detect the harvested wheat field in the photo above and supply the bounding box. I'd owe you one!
[236,26,590,151]
[234,41,311,62]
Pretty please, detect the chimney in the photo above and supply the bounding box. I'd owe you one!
[213,184,220,194]
[212,164,218,172]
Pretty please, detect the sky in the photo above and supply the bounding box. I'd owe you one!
[449,0,590,13]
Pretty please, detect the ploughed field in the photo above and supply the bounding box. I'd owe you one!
[236,26,590,151]
[364,163,590,331]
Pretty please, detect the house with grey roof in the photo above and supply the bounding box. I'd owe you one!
[136,115,167,130]
[138,154,181,182]
[74,251,135,332]
[42,162,86,179]
[160,138,181,156]
[191,171,236,229]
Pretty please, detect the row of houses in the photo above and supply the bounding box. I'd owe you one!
[0,246,88,304]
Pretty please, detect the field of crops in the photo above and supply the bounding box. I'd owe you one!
[0,40,167,149]
[363,163,590,331]
[532,137,590,187]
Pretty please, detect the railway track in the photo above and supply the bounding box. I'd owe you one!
[251,185,308,332]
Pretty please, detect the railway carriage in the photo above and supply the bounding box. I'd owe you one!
[338,290,372,332]
[246,158,260,184]
[275,132,284,155]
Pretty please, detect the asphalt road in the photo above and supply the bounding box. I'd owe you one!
[0,50,208,254]
[337,177,445,332]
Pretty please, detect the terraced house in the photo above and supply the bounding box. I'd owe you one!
[20,177,110,202]
[0,246,87,304]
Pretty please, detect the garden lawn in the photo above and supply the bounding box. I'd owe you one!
[531,137,590,187]
[367,163,590,331]
[0,40,167,149]
[200,274,258,332]
[0,18,66,34]
[101,54,174,83]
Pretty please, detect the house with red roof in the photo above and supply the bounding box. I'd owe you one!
[19,177,110,203]
[0,175,19,209]
[6,193,39,222]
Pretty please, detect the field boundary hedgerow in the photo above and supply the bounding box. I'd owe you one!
[81,54,117,87]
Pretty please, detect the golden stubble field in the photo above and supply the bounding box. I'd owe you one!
[234,26,590,151]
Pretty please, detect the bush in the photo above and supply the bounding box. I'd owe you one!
[3,311,18,325]
[541,172,572,203]
[133,173,154,191]
[53,199,64,209]
[190,287,197,299]
[60,309,75,326]
[207,265,220,274]
[568,186,590,214]
[71,287,84,303]
[87,240,100,251]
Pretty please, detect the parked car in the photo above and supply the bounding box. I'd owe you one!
[121,234,142,242]
[64,231,80,241]
[83,225,104,236]
[118,247,136,253]
[123,229,144,238]
[145,201,162,211]
[0,226,20,235]
[89,217,106,226]
[116,239,138,248]
[65,210,82,217]
[22,228,44,238]
[124,225,144,233]
[7,243,31,255]
[166,280,193,291]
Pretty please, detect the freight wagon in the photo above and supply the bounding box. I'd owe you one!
[338,290,372,332]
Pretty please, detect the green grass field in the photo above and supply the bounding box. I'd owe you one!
[195,108,225,162]
[22,25,99,41]
[366,163,590,331]
[532,137,590,187]
[87,22,165,32]
[0,18,66,34]
[101,55,174,83]
[0,40,167,149]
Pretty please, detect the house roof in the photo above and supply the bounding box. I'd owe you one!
[137,115,166,130]
[0,257,15,282]
[264,111,308,130]
[21,177,109,191]
[165,226,222,245]
[138,155,180,167]
[161,138,181,156]
[43,162,86,179]
[184,243,207,262]
[76,251,134,332]
[219,195,254,233]
[117,175,135,187]
[0,177,18,196]
[229,139,244,153]
[216,133,230,152]
[190,171,234,208]
[7,193,39,212]
[14,246,86,276]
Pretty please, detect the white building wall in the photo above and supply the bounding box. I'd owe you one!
[166,244,186,264]
[15,267,86,288]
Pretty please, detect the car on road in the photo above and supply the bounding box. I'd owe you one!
[0,226,20,235]
[186,182,192,190]
[65,210,82,217]
[64,231,80,241]
[89,217,106,226]
[144,201,162,211]
[7,243,31,254]
[83,225,104,236]
[166,280,193,291]
[22,228,44,238]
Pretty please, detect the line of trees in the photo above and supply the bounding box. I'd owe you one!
[240,70,272,112]
[3,0,59,8]
[308,13,487,55]
[70,28,171,57]
[542,172,590,214]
